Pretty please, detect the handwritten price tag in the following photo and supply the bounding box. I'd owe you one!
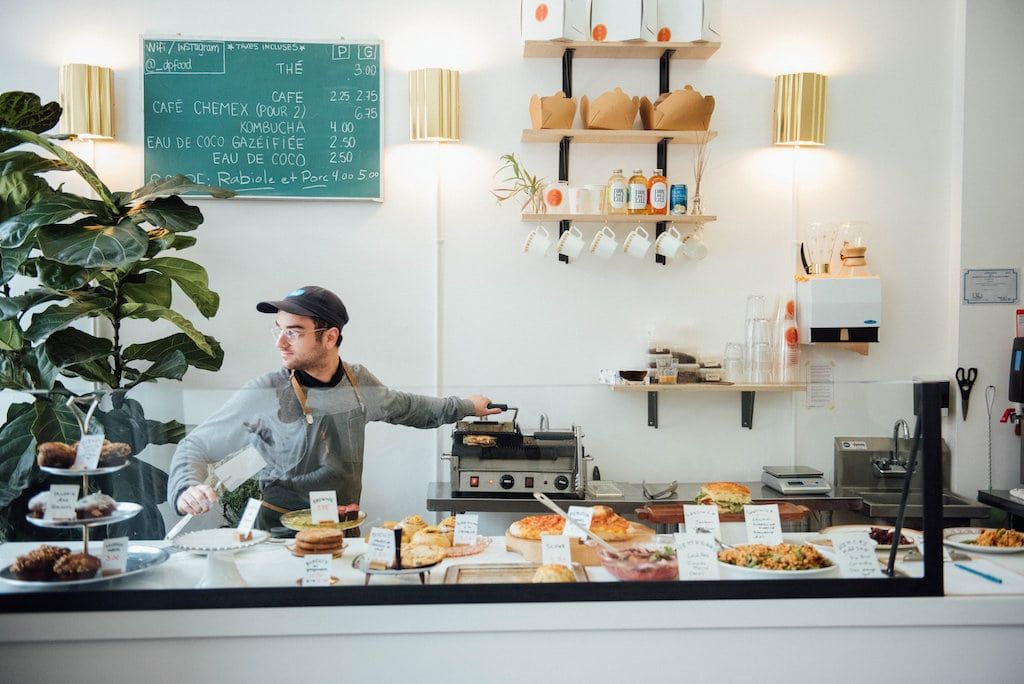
[303,554,332,586]
[101,537,129,575]
[367,527,397,570]
[309,490,339,525]
[236,498,261,539]
[541,535,573,568]
[564,505,594,540]
[72,434,104,471]
[830,533,883,578]
[44,484,79,521]
[674,532,720,580]
[743,504,783,545]
[683,504,721,538]
[453,514,478,546]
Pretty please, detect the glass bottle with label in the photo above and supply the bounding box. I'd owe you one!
[647,168,668,215]
[607,169,628,215]
[628,169,648,215]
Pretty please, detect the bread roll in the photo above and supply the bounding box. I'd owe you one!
[532,563,577,583]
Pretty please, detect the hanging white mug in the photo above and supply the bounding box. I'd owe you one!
[679,232,708,260]
[622,225,652,259]
[568,186,591,215]
[557,224,586,259]
[589,225,618,259]
[524,225,552,256]
[654,225,684,259]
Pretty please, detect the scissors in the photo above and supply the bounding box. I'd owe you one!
[956,367,978,420]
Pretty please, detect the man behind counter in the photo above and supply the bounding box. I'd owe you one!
[167,285,499,527]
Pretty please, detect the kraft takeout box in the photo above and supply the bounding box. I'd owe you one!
[521,0,590,41]
[580,87,640,130]
[639,85,715,130]
[655,0,722,43]
[590,0,657,42]
[529,91,578,129]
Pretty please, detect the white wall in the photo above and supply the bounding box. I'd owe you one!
[2,0,1012,522]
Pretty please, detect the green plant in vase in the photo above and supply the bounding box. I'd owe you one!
[491,153,548,215]
[0,91,236,541]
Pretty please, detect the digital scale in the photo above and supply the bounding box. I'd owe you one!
[761,465,832,495]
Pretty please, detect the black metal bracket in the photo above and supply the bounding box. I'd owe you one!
[558,136,571,264]
[561,48,575,97]
[647,391,658,428]
[655,137,670,265]
[659,49,675,95]
[741,391,755,429]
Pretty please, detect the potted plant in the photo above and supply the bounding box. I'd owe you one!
[491,153,548,215]
[0,91,235,540]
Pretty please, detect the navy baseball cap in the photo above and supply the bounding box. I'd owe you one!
[257,286,349,331]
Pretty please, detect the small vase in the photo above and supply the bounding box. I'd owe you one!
[689,192,703,216]
[526,193,546,215]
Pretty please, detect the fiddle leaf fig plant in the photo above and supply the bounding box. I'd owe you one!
[0,90,236,541]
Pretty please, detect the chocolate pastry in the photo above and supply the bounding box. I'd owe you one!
[36,442,76,468]
[53,552,101,580]
[11,545,71,581]
[75,493,117,519]
[27,491,49,518]
[98,441,132,467]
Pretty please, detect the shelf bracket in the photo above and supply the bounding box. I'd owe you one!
[659,49,675,95]
[741,391,755,429]
[558,136,571,264]
[647,391,659,428]
[561,48,575,98]
[655,138,670,265]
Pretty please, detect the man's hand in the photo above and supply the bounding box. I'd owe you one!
[466,395,503,417]
[176,484,219,516]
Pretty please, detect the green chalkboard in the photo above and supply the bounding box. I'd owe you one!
[142,37,382,200]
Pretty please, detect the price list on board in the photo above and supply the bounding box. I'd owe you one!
[142,37,382,200]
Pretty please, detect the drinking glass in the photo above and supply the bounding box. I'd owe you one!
[723,342,744,383]
[745,318,771,382]
[750,342,772,384]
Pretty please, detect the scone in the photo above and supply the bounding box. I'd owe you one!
[411,526,452,548]
[75,493,117,519]
[11,545,70,581]
[36,442,76,468]
[532,563,577,583]
[400,544,444,568]
[53,552,101,580]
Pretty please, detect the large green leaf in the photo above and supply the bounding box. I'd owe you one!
[38,216,148,268]
[0,190,114,248]
[130,195,203,233]
[137,256,219,317]
[122,271,172,308]
[64,358,116,386]
[119,302,213,355]
[0,150,70,176]
[123,332,224,371]
[95,398,149,454]
[0,353,30,390]
[0,244,31,286]
[0,129,116,208]
[24,297,110,343]
[31,397,80,445]
[128,174,236,204]
[0,92,61,152]
[125,349,188,389]
[144,231,197,258]
[147,418,185,444]
[44,327,112,367]
[0,403,38,509]
[0,319,22,350]
[0,171,49,226]
[0,288,62,321]
[34,257,95,290]
[25,344,58,389]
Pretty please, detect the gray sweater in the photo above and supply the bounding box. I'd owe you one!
[167,363,474,512]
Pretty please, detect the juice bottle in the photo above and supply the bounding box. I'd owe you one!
[607,169,627,215]
[647,168,668,215]
[628,168,648,214]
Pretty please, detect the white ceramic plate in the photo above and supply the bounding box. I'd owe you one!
[943,528,1024,554]
[812,524,921,551]
[26,502,142,529]
[717,544,839,579]
[0,545,169,587]
[173,528,270,553]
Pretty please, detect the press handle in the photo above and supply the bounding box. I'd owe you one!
[487,403,508,411]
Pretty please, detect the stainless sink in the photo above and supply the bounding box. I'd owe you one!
[853,489,990,519]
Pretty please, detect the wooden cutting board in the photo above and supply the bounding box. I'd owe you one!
[635,502,811,525]
[505,523,655,567]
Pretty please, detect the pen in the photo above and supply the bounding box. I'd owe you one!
[953,562,1003,584]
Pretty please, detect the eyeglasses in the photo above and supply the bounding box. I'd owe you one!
[271,326,328,342]
[642,480,678,501]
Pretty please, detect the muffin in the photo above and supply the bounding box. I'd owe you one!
[28,491,49,518]
[36,442,76,468]
[98,441,132,467]
[11,545,70,581]
[53,552,101,580]
[75,493,117,519]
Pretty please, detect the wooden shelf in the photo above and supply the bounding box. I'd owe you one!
[523,40,720,60]
[522,129,717,144]
[610,383,806,429]
[522,213,715,225]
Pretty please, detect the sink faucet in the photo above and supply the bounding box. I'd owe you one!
[872,419,911,477]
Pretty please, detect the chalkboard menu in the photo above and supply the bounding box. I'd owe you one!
[142,37,382,200]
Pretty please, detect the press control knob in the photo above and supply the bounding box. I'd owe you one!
[499,474,515,490]
[554,475,570,491]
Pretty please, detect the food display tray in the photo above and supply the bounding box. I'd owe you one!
[443,562,589,584]
[351,553,440,585]
[504,523,654,566]
[280,510,366,532]
[26,502,142,529]
[0,545,169,587]
[39,463,128,477]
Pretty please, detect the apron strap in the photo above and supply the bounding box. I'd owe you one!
[289,361,367,426]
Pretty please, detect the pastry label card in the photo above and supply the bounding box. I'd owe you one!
[367,527,397,570]
[72,434,104,471]
[541,535,573,567]
[453,513,479,546]
[45,484,79,521]
[564,505,594,539]
[303,554,332,586]
[236,498,261,539]
[213,445,267,491]
[683,504,721,538]
[830,532,883,578]
[674,532,720,580]
[101,537,129,575]
[309,490,339,524]
[744,504,783,545]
